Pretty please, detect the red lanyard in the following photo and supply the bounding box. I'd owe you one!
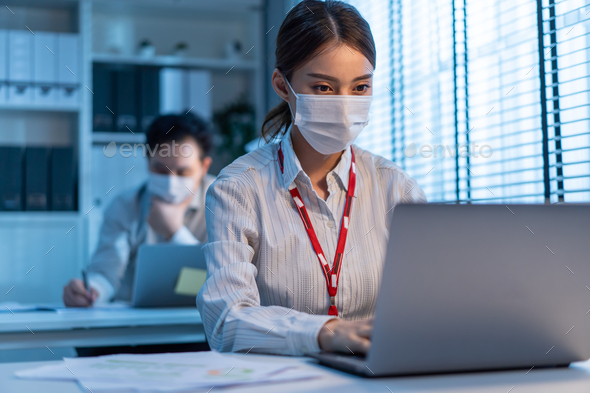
[277,142,356,316]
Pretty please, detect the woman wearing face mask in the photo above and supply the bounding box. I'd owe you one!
[197,0,426,356]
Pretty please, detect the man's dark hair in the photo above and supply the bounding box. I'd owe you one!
[145,113,213,159]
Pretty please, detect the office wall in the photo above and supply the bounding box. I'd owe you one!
[0,0,267,304]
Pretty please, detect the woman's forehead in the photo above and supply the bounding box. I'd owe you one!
[296,44,374,80]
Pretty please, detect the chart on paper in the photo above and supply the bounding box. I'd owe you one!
[57,351,308,390]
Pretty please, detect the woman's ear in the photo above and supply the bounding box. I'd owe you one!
[272,69,290,103]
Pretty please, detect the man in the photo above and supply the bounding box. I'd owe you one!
[63,113,215,307]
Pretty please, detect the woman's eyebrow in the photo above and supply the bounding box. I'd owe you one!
[352,74,373,82]
[352,73,373,82]
[307,72,338,82]
[307,73,373,82]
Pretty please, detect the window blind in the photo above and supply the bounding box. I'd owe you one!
[344,0,395,159]
[394,0,458,202]
[331,0,590,203]
[348,0,459,202]
[464,0,546,203]
[542,0,590,202]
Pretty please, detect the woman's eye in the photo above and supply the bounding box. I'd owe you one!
[314,85,332,93]
[355,84,370,92]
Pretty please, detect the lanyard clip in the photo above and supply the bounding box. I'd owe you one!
[330,296,336,306]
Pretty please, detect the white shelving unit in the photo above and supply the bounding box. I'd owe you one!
[92,131,146,144]
[1,0,267,304]
[0,211,81,223]
[0,0,85,305]
[0,103,81,112]
[92,53,258,71]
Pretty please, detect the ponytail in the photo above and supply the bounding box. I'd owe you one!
[261,100,292,143]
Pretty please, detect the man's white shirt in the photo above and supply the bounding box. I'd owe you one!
[87,174,216,303]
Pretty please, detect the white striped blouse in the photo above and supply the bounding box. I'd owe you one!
[197,128,427,356]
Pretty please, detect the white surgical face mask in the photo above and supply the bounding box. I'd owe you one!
[147,172,197,204]
[284,76,372,155]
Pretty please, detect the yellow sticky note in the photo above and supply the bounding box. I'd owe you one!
[174,267,208,296]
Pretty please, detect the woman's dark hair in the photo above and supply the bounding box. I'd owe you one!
[146,113,212,160]
[262,0,376,142]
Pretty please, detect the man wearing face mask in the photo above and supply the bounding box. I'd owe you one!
[63,113,215,307]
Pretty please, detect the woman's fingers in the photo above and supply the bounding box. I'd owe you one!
[319,318,375,354]
[333,322,372,355]
[344,334,371,356]
[356,324,373,339]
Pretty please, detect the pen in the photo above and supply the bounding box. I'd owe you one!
[82,270,93,306]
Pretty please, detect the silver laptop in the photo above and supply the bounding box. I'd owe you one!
[132,244,207,307]
[310,204,590,376]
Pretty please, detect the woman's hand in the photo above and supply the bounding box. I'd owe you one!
[318,318,374,355]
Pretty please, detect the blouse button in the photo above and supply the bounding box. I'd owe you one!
[326,221,334,228]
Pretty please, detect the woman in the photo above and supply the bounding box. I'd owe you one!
[197,0,426,356]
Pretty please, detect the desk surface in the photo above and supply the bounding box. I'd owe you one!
[3,354,590,393]
[0,308,205,351]
[0,307,201,333]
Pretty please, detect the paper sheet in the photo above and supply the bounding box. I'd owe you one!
[14,363,74,381]
[174,267,208,296]
[0,302,40,312]
[0,301,131,313]
[15,352,323,392]
[0,302,59,312]
[54,301,132,314]
[79,367,322,392]
[63,351,286,385]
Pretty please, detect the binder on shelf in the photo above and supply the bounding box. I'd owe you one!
[57,33,79,105]
[138,67,160,133]
[0,30,7,81]
[33,32,58,105]
[114,67,137,132]
[93,63,115,131]
[50,147,76,211]
[0,30,7,104]
[187,70,212,121]
[57,33,78,84]
[25,147,50,211]
[0,146,24,211]
[8,30,33,82]
[8,30,33,104]
[159,67,186,114]
[158,68,212,121]
[0,84,6,105]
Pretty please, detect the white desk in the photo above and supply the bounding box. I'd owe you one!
[0,308,204,350]
[2,354,590,393]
